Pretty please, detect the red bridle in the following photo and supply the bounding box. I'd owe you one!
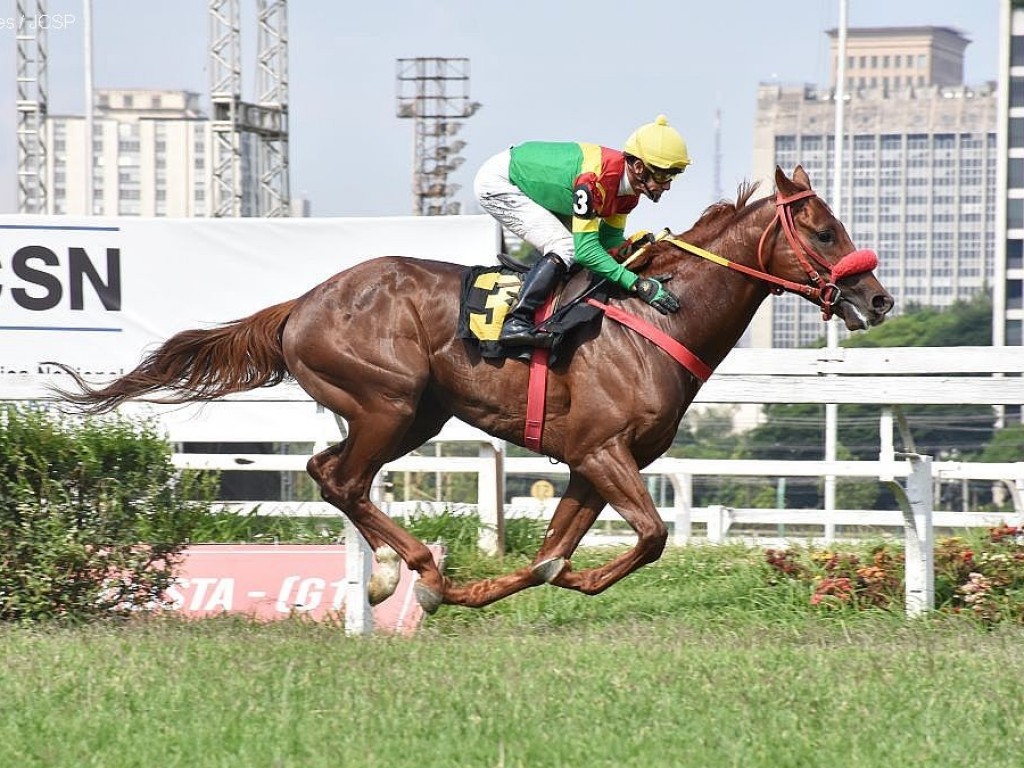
[756,189,878,320]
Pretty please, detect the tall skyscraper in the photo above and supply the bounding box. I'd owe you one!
[751,27,998,349]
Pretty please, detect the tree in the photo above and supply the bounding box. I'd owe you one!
[841,293,997,461]
[0,406,218,622]
[669,406,743,459]
[731,292,999,508]
[829,292,992,348]
[976,424,1024,463]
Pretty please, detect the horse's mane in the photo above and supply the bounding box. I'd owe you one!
[684,180,765,242]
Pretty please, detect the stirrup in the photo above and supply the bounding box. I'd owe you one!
[499,319,554,348]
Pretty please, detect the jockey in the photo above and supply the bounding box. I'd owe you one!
[473,114,691,347]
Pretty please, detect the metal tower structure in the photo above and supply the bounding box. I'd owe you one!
[209,0,290,217]
[15,0,48,213]
[255,0,289,216]
[396,58,480,216]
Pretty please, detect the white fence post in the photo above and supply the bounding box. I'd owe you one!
[1008,476,1024,527]
[706,504,731,544]
[887,454,934,618]
[476,440,505,556]
[344,518,373,635]
[343,471,384,636]
[672,472,693,545]
[879,407,895,476]
[331,411,372,635]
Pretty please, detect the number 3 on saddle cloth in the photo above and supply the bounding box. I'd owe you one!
[457,253,608,365]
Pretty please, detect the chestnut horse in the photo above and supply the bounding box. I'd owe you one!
[50,166,893,613]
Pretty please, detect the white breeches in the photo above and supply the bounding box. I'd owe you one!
[473,149,575,267]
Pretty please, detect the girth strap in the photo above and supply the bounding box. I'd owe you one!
[524,293,556,452]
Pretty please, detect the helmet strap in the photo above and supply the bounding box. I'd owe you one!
[626,157,652,192]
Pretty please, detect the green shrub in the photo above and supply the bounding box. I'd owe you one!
[397,507,546,573]
[0,405,219,623]
[188,509,345,544]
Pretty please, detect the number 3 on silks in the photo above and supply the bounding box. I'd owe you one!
[573,183,596,218]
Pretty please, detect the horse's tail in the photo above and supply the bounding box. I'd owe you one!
[47,298,298,415]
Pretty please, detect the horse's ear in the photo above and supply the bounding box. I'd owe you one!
[793,165,812,189]
[775,166,799,197]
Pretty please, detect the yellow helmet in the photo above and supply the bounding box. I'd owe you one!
[623,114,691,171]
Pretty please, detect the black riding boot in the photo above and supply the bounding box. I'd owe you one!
[500,252,567,347]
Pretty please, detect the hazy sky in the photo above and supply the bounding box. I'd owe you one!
[0,0,1002,234]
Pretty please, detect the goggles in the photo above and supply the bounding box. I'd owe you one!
[646,164,683,184]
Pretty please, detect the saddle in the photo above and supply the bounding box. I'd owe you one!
[457,254,608,364]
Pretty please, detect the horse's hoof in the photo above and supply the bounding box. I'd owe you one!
[532,557,567,584]
[367,546,402,606]
[413,581,444,615]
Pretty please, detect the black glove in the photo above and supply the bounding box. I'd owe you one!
[633,276,680,314]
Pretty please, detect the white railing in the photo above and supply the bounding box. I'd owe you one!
[198,455,1024,541]
[6,345,1023,406]
[4,345,1024,618]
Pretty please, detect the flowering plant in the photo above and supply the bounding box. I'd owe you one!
[937,525,1024,624]
[765,544,902,610]
[764,525,1024,623]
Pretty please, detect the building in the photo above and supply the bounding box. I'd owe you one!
[47,88,213,217]
[750,27,998,349]
[999,1,1024,352]
[828,26,969,90]
[46,88,253,217]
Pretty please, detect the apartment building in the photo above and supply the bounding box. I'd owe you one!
[750,27,998,348]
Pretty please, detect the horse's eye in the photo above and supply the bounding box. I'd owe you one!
[816,230,835,244]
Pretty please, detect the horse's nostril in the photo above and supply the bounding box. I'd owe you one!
[874,294,895,314]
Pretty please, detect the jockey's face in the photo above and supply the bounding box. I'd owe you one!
[626,158,678,203]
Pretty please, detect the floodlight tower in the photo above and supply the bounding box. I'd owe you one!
[209,0,290,217]
[15,0,48,213]
[395,58,480,215]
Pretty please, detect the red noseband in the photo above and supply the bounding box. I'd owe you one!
[831,249,878,282]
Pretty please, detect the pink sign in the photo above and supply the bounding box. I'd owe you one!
[162,544,443,633]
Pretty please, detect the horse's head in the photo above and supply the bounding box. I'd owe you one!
[761,166,894,331]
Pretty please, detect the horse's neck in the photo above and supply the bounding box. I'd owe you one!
[662,204,777,368]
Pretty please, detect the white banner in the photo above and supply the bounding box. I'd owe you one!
[0,214,501,383]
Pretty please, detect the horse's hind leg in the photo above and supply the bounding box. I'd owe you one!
[307,409,450,612]
[307,443,410,605]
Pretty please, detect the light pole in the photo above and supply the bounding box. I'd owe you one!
[396,57,481,215]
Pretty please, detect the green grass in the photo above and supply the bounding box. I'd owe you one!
[1,545,1022,767]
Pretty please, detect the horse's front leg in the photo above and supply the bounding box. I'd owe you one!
[440,567,546,609]
[528,473,606,583]
[549,446,667,596]
[440,475,600,608]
